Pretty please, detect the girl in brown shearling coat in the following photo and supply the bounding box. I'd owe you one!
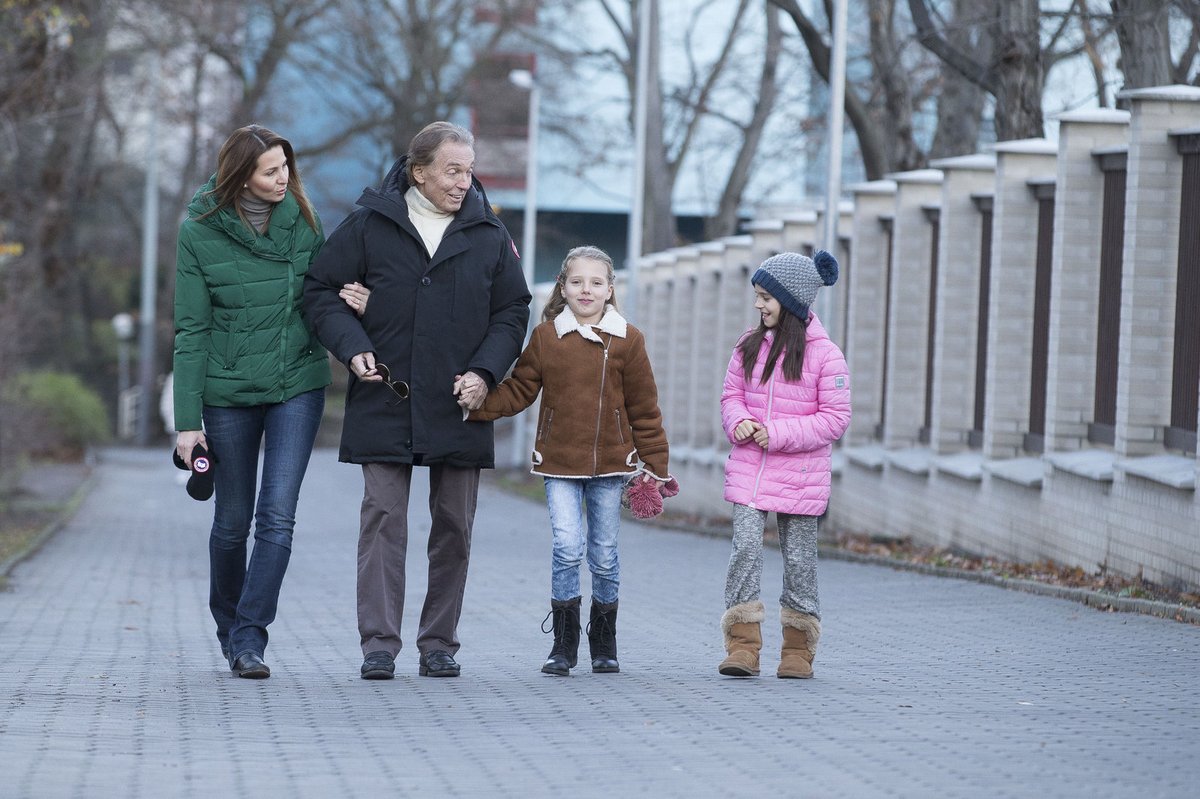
[468,245,672,676]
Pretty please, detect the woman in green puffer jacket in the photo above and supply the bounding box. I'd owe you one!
[173,124,330,679]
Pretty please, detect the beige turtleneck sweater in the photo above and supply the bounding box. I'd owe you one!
[405,186,454,257]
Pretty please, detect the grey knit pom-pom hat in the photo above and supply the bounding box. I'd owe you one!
[751,250,839,321]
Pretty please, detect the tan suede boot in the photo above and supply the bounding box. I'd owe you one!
[778,607,821,679]
[718,600,764,677]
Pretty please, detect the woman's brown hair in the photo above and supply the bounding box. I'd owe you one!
[737,294,807,384]
[541,245,620,322]
[199,124,318,231]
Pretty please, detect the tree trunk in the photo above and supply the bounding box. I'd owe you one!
[770,0,890,180]
[992,0,1044,141]
[908,0,1043,142]
[1112,0,1172,92]
[705,5,783,240]
[868,0,922,172]
[930,0,988,158]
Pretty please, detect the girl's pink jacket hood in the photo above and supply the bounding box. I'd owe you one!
[720,313,851,516]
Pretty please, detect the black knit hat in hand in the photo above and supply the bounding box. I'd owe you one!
[172,443,215,501]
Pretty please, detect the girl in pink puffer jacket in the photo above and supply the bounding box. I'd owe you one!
[717,251,850,680]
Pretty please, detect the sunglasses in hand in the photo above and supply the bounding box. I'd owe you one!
[373,362,409,400]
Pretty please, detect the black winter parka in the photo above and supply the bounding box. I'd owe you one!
[302,157,531,467]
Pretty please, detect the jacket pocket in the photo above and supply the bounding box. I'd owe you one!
[219,309,246,369]
[614,409,625,444]
[538,407,555,443]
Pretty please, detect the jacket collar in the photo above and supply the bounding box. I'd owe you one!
[355,154,495,235]
[554,305,627,343]
[188,175,302,261]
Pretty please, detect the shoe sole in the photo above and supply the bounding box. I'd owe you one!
[361,669,395,680]
[418,666,460,677]
[541,664,570,676]
[718,666,759,677]
[236,666,270,679]
[592,665,620,673]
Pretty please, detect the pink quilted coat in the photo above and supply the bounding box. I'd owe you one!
[721,313,851,516]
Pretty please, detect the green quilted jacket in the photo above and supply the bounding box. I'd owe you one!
[172,177,331,431]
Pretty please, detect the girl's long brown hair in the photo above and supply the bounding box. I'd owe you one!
[199,124,318,231]
[541,245,620,322]
[737,296,807,384]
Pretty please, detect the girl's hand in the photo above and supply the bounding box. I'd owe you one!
[734,419,762,442]
[752,426,770,449]
[339,282,371,317]
[175,430,207,467]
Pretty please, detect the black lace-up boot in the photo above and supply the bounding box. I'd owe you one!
[587,599,619,673]
[541,596,581,676]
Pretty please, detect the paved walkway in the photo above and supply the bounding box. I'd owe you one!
[1,447,1198,798]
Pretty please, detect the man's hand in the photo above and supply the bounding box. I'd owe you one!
[350,352,382,382]
[453,371,487,410]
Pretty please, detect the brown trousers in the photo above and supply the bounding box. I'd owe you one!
[357,462,480,658]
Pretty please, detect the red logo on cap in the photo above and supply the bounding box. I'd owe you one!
[194,456,210,473]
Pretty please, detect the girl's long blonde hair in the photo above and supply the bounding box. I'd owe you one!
[541,245,620,322]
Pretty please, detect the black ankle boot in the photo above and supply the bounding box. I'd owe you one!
[541,596,581,676]
[587,599,620,673]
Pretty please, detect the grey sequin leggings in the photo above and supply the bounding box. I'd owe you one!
[724,503,820,619]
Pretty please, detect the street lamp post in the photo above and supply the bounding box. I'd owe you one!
[509,68,540,468]
[136,59,161,446]
[819,0,849,339]
[625,0,653,324]
[111,313,135,440]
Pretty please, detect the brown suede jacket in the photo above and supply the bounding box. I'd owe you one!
[469,306,670,480]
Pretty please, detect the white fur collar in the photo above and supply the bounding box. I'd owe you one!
[554,305,627,343]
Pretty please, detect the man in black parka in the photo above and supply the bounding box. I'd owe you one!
[303,122,531,680]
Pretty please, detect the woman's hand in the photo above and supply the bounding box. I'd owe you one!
[339,282,371,317]
[733,419,762,442]
[176,430,207,467]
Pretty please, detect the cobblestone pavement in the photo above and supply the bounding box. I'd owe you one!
[1,447,1198,798]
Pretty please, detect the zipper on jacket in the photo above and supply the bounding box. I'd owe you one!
[539,408,554,441]
[592,339,612,475]
[751,359,776,500]
[279,256,295,396]
[614,409,624,444]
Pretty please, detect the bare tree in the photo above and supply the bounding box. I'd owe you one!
[581,0,790,253]
[1112,0,1172,90]
[769,0,890,179]
[907,0,1045,141]
[704,4,784,240]
[290,0,537,162]
[928,0,989,158]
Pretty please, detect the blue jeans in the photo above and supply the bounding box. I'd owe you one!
[202,388,324,661]
[544,476,624,604]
